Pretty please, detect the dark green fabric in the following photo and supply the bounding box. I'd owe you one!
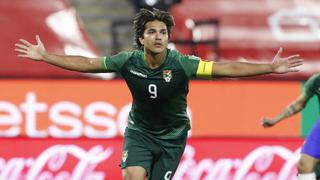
[103,49,200,139]
[303,73,320,111]
[301,73,320,137]
[121,128,187,180]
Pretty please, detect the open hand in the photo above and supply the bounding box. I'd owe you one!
[15,35,46,61]
[271,48,303,74]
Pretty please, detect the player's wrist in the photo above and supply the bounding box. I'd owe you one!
[269,63,278,74]
[272,118,281,123]
[40,51,50,62]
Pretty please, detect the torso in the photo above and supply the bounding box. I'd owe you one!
[119,50,196,139]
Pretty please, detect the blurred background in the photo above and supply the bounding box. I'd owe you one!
[0,0,320,179]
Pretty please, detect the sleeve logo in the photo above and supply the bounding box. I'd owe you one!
[122,150,128,162]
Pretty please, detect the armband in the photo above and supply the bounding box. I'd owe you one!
[196,60,214,78]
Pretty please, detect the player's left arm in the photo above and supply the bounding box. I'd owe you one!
[211,48,303,77]
[261,93,309,127]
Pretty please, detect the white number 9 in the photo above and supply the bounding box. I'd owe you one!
[148,84,157,99]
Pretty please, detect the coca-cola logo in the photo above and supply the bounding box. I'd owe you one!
[174,145,301,180]
[0,139,303,179]
[0,145,113,180]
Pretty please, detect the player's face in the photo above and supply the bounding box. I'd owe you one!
[139,20,169,54]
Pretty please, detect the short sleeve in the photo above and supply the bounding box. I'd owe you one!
[178,54,201,77]
[102,51,132,72]
[179,55,214,78]
[303,74,318,99]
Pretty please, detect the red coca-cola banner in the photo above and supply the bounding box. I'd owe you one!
[0,137,122,180]
[0,137,303,180]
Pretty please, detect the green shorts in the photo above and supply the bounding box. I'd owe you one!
[120,128,187,180]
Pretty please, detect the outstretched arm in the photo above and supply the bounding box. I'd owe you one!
[212,48,303,77]
[261,93,309,128]
[15,35,105,73]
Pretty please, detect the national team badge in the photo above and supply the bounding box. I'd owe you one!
[163,70,172,82]
[122,150,128,162]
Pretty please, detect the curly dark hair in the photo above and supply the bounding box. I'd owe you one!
[133,8,175,49]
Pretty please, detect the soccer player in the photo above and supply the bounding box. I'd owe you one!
[15,8,303,180]
[262,73,320,180]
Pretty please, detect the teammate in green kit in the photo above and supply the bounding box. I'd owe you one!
[15,8,303,180]
[262,73,320,180]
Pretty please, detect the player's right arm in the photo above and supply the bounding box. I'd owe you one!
[261,93,309,128]
[15,35,105,73]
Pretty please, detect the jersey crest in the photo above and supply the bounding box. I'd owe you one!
[163,70,172,82]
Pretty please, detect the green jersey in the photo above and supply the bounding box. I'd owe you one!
[102,49,201,139]
[303,73,320,112]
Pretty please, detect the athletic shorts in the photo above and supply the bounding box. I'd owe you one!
[301,117,320,159]
[120,128,187,180]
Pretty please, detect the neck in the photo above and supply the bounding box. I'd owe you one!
[144,49,166,69]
